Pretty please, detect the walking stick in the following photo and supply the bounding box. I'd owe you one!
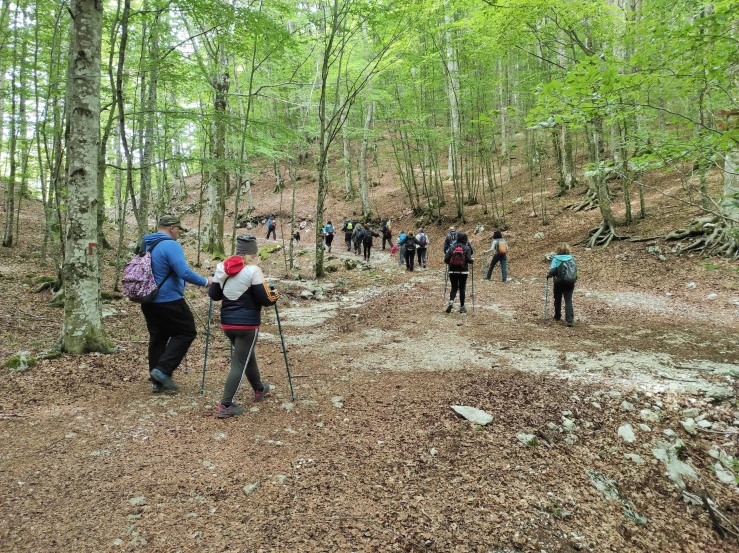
[200,299,213,394]
[471,262,475,312]
[270,285,295,401]
[544,277,550,324]
[443,265,449,300]
[184,355,189,374]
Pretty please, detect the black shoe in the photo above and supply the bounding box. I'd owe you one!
[445,301,454,313]
[150,369,179,392]
[553,316,561,321]
[459,306,467,314]
[567,321,574,327]
[152,382,164,394]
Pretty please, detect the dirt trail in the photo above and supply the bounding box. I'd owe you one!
[2,209,739,552]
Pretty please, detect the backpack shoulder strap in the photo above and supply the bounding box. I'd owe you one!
[148,237,176,287]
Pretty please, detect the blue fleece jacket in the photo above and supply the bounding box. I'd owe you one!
[143,233,207,302]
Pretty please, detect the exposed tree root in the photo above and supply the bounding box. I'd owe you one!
[576,220,628,248]
[666,216,739,259]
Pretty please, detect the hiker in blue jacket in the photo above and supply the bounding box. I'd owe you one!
[265,215,277,240]
[397,230,407,265]
[141,215,212,393]
[443,227,457,253]
[547,243,577,327]
[322,220,335,253]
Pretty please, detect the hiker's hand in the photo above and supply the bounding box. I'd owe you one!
[205,276,213,287]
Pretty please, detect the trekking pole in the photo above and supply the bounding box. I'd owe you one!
[270,284,295,401]
[200,299,213,394]
[184,355,189,374]
[471,262,475,312]
[544,277,549,324]
[443,265,449,300]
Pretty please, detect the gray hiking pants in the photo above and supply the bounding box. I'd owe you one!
[220,328,266,406]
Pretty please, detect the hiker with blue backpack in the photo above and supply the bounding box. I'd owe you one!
[547,243,578,327]
[443,227,457,253]
[415,228,429,268]
[135,216,212,393]
[397,230,407,265]
[444,231,474,314]
[322,220,335,253]
[208,234,279,418]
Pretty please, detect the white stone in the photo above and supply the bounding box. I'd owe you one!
[706,293,718,300]
[638,424,652,433]
[681,419,698,436]
[128,496,147,506]
[640,409,661,423]
[451,405,493,425]
[243,482,260,495]
[624,453,646,465]
[682,408,700,418]
[696,419,712,428]
[663,429,677,438]
[618,424,636,443]
[516,432,539,447]
[562,418,577,432]
[685,282,697,289]
[621,401,635,412]
[430,448,438,456]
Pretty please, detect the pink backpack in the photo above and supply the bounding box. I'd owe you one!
[122,238,173,304]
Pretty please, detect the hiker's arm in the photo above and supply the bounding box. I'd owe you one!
[251,267,278,306]
[166,244,208,286]
[208,282,224,301]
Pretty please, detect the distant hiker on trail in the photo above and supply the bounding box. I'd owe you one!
[361,225,380,261]
[443,227,457,253]
[342,219,354,251]
[265,215,277,240]
[322,221,335,253]
[444,231,473,314]
[381,219,394,250]
[141,216,212,393]
[401,232,418,271]
[352,223,364,255]
[484,230,508,282]
[415,228,429,268]
[397,230,407,265]
[208,234,278,418]
[292,231,301,242]
[547,243,578,327]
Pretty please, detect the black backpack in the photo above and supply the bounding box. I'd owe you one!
[362,230,373,245]
[449,245,465,268]
[404,237,416,252]
[557,259,578,283]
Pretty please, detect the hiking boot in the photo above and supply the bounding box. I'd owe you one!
[567,321,574,327]
[152,382,164,394]
[445,301,454,313]
[217,403,245,418]
[150,368,179,392]
[459,306,467,314]
[254,383,272,402]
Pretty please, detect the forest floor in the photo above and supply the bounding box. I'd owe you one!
[1,159,739,553]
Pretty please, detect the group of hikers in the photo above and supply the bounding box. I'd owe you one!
[126,214,577,419]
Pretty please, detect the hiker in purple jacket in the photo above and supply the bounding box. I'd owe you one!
[141,215,211,393]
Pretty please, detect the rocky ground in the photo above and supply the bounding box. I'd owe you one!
[1,160,738,552]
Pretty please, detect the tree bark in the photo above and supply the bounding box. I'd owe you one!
[359,101,374,218]
[61,0,111,354]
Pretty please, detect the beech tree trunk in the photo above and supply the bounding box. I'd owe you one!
[359,101,374,218]
[61,0,111,354]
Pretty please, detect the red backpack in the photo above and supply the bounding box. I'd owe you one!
[449,245,466,268]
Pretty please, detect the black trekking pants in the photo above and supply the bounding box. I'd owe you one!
[220,328,266,406]
[363,242,372,260]
[325,234,334,251]
[553,282,575,323]
[266,227,276,239]
[417,247,427,267]
[449,273,468,307]
[382,233,393,250]
[405,249,415,271]
[141,298,197,378]
[344,233,353,250]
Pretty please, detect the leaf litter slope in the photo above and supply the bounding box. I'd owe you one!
[1,171,739,551]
